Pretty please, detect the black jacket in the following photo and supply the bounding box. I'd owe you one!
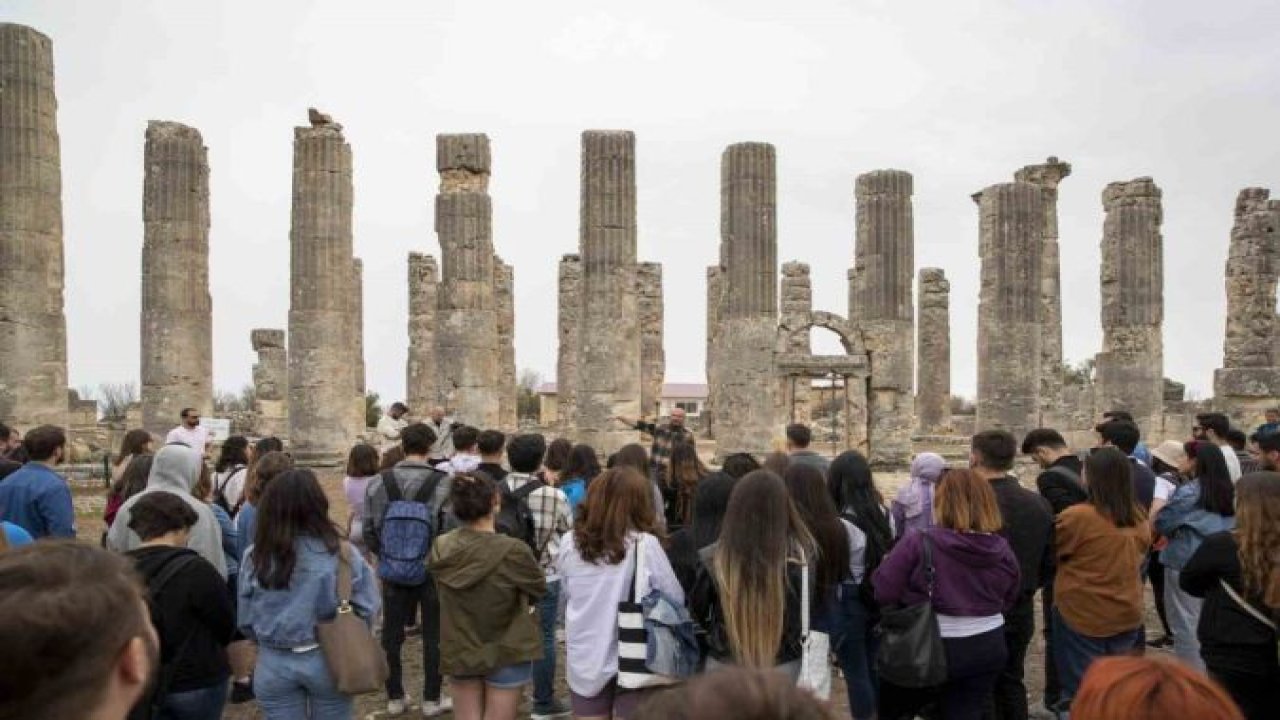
[991,477,1055,600]
[690,544,805,666]
[664,528,700,598]
[128,546,235,692]
[1180,531,1279,677]
[476,462,509,483]
[1036,455,1086,516]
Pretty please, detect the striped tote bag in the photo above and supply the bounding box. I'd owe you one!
[616,536,682,689]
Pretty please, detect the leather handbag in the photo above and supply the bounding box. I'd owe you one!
[797,547,833,698]
[317,544,388,694]
[875,531,947,688]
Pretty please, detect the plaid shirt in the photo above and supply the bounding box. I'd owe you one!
[635,421,692,475]
[504,472,573,577]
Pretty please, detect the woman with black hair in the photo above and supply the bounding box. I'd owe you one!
[1155,442,1237,671]
[664,471,738,595]
[212,436,251,514]
[560,443,601,513]
[238,469,380,719]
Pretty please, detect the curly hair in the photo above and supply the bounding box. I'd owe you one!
[1234,472,1280,606]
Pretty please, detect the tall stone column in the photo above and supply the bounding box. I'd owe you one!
[1095,178,1164,434]
[574,131,641,453]
[780,261,812,424]
[1214,188,1280,422]
[434,134,498,428]
[139,120,213,434]
[704,265,725,438]
[638,262,665,418]
[853,170,914,466]
[0,24,67,430]
[406,252,439,415]
[287,114,355,458]
[556,254,582,431]
[1014,157,1072,414]
[975,182,1044,437]
[251,329,288,439]
[495,258,517,430]
[917,268,951,434]
[716,142,778,456]
[349,257,366,435]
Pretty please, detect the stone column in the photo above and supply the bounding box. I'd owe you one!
[574,131,641,453]
[917,268,951,433]
[854,170,914,466]
[139,120,213,435]
[1095,178,1164,434]
[780,261,813,424]
[638,262,665,418]
[251,329,288,439]
[349,257,366,437]
[434,134,498,428]
[495,258,517,430]
[974,182,1044,437]
[716,142,778,456]
[406,252,439,415]
[1014,157,1072,415]
[1214,188,1280,422]
[556,254,582,431]
[0,24,67,430]
[287,115,355,458]
[704,265,724,439]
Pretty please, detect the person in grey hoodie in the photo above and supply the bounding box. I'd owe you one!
[107,443,228,579]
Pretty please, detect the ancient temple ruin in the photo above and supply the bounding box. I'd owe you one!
[917,268,951,434]
[1014,157,1072,416]
[251,329,288,438]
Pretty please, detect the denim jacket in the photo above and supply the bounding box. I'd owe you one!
[238,537,380,649]
[1154,480,1237,571]
[642,585,700,678]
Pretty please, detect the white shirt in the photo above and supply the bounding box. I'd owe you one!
[166,425,211,453]
[556,531,684,697]
[1154,475,1176,502]
[215,466,248,509]
[841,518,869,584]
[1219,443,1242,482]
[936,613,1004,638]
[376,415,408,450]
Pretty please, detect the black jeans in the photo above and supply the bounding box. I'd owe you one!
[1147,550,1172,636]
[986,596,1034,720]
[880,627,1008,720]
[1209,664,1280,720]
[382,579,442,702]
[1040,584,1060,710]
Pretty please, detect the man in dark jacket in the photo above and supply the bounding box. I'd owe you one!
[972,430,1054,720]
[1095,419,1156,511]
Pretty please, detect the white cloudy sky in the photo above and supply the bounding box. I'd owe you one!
[8,0,1280,404]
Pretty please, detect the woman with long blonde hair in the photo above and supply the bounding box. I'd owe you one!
[691,469,816,677]
[1180,471,1280,719]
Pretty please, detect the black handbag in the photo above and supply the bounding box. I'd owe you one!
[874,531,947,688]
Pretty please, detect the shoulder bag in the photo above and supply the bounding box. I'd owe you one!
[875,530,947,688]
[317,543,388,694]
[797,547,833,698]
[617,535,684,689]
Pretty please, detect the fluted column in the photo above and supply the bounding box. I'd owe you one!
[917,268,951,434]
[638,262,665,418]
[349,257,366,435]
[406,252,439,414]
[704,264,724,439]
[495,258,517,430]
[251,329,288,439]
[1014,157,1072,414]
[556,254,582,431]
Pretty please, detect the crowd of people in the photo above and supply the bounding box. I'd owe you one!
[0,406,1277,720]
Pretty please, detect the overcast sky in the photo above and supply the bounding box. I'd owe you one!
[8,0,1280,406]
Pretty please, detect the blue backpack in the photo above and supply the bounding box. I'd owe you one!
[376,470,444,587]
[561,477,586,512]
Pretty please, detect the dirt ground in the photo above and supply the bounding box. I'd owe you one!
[73,468,1170,719]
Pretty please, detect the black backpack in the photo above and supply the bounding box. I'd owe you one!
[493,475,542,553]
[211,466,246,517]
[843,508,894,615]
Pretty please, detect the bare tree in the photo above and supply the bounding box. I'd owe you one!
[96,382,138,421]
[517,369,542,420]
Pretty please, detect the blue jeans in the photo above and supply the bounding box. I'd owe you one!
[255,646,352,720]
[533,579,561,711]
[832,582,877,720]
[156,678,228,720]
[1051,608,1141,714]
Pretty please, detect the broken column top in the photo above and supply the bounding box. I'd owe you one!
[782,260,810,276]
[919,267,948,285]
[1014,156,1072,187]
[855,169,913,196]
[0,22,52,48]
[437,134,491,174]
[251,328,286,349]
[409,250,438,267]
[561,253,581,262]
[1102,177,1161,206]
[145,120,203,142]
[1236,187,1279,216]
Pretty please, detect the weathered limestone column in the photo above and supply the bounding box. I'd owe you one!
[1014,157,1072,414]
[638,262,665,418]
[974,182,1044,437]
[853,170,914,466]
[287,114,355,458]
[0,24,67,429]
[349,257,366,436]
[917,268,951,434]
[139,121,213,434]
[780,261,812,424]
[704,265,725,438]
[406,252,439,414]
[251,329,288,439]
[1095,178,1164,434]
[556,254,582,431]
[716,142,778,456]
[1214,188,1280,422]
[434,134,499,428]
[495,258,517,430]
[574,131,641,453]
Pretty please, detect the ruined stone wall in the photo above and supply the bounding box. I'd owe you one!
[780,261,812,424]
[434,134,499,428]
[917,267,951,433]
[715,142,778,456]
[287,119,355,457]
[0,24,67,430]
[638,262,665,418]
[853,169,915,465]
[1095,178,1164,435]
[1214,188,1280,423]
[406,252,439,415]
[251,329,288,439]
[1014,158,1071,416]
[556,254,582,432]
[140,121,212,434]
[573,131,641,453]
[495,258,517,430]
[975,182,1044,438]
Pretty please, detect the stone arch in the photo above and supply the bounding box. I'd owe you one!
[776,310,867,360]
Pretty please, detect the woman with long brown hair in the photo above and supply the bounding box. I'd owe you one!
[1180,471,1280,719]
[691,470,816,678]
[555,467,683,720]
[665,439,707,530]
[104,430,154,527]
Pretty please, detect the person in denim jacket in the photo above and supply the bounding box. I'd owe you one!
[239,469,380,719]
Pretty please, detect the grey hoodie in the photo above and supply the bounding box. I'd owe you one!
[107,444,228,578]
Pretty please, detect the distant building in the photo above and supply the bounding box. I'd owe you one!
[537,382,708,425]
